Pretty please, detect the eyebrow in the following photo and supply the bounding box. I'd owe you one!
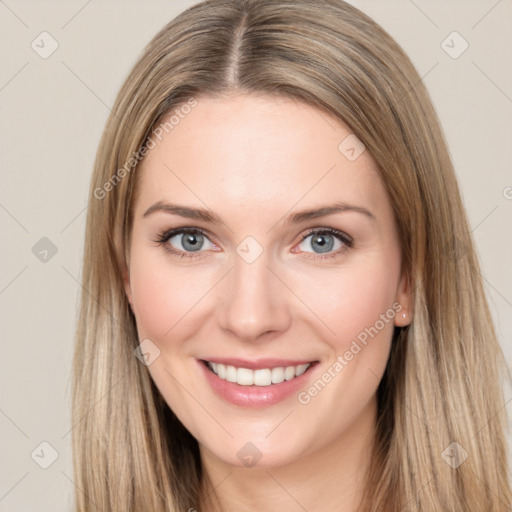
[143,200,376,225]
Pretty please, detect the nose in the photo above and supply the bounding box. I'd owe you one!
[216,249,293,343]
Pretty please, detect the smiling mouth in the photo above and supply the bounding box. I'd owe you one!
[202,360,316,387]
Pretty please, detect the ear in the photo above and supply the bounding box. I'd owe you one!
[394,268,413,327]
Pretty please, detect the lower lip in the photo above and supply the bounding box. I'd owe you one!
[198,360,318,408]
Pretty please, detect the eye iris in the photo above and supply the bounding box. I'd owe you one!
[182,232,203,251]
[311,233,334,253]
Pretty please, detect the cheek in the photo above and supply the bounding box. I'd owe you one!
[293,258,400,354]
[290,260,399,440]
[129,246,212,342]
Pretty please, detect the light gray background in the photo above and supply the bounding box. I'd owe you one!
[1,1,511,510]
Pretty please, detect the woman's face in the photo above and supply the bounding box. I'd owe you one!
[125,94,411,469]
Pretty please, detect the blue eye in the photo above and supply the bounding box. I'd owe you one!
[156,228,216,258]
[295,228,353,260]
[154,227,352,260]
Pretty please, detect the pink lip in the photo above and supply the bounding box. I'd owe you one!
[197,359,319,408]
[202,357,315,370]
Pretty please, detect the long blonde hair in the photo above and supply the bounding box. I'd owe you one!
[72,0,511,510]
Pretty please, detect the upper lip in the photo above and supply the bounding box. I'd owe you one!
[200,358,317,370]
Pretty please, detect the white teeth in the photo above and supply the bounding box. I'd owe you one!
[207,362,312,386]
[295,363,309,376]
[216,363,226,379]
[284,366,295,381]
[237,367,254,386]
[225,365,237,383]
[271,367,285,384]
[254,368,272,386]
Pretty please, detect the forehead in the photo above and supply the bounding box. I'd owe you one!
[136,94,387,221]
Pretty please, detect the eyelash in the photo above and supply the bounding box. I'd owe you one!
[153,227,353,261]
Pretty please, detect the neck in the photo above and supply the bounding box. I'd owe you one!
[198,396,377,512]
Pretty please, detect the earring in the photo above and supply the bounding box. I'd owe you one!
[402,313,406,320]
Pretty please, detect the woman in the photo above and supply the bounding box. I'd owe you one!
[72,0,512,510]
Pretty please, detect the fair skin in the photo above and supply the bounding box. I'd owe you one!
[123,94,411,512]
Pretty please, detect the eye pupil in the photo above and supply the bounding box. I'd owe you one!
[162,228,347,259]
[182,232,203,251]
[311,234,334,253]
